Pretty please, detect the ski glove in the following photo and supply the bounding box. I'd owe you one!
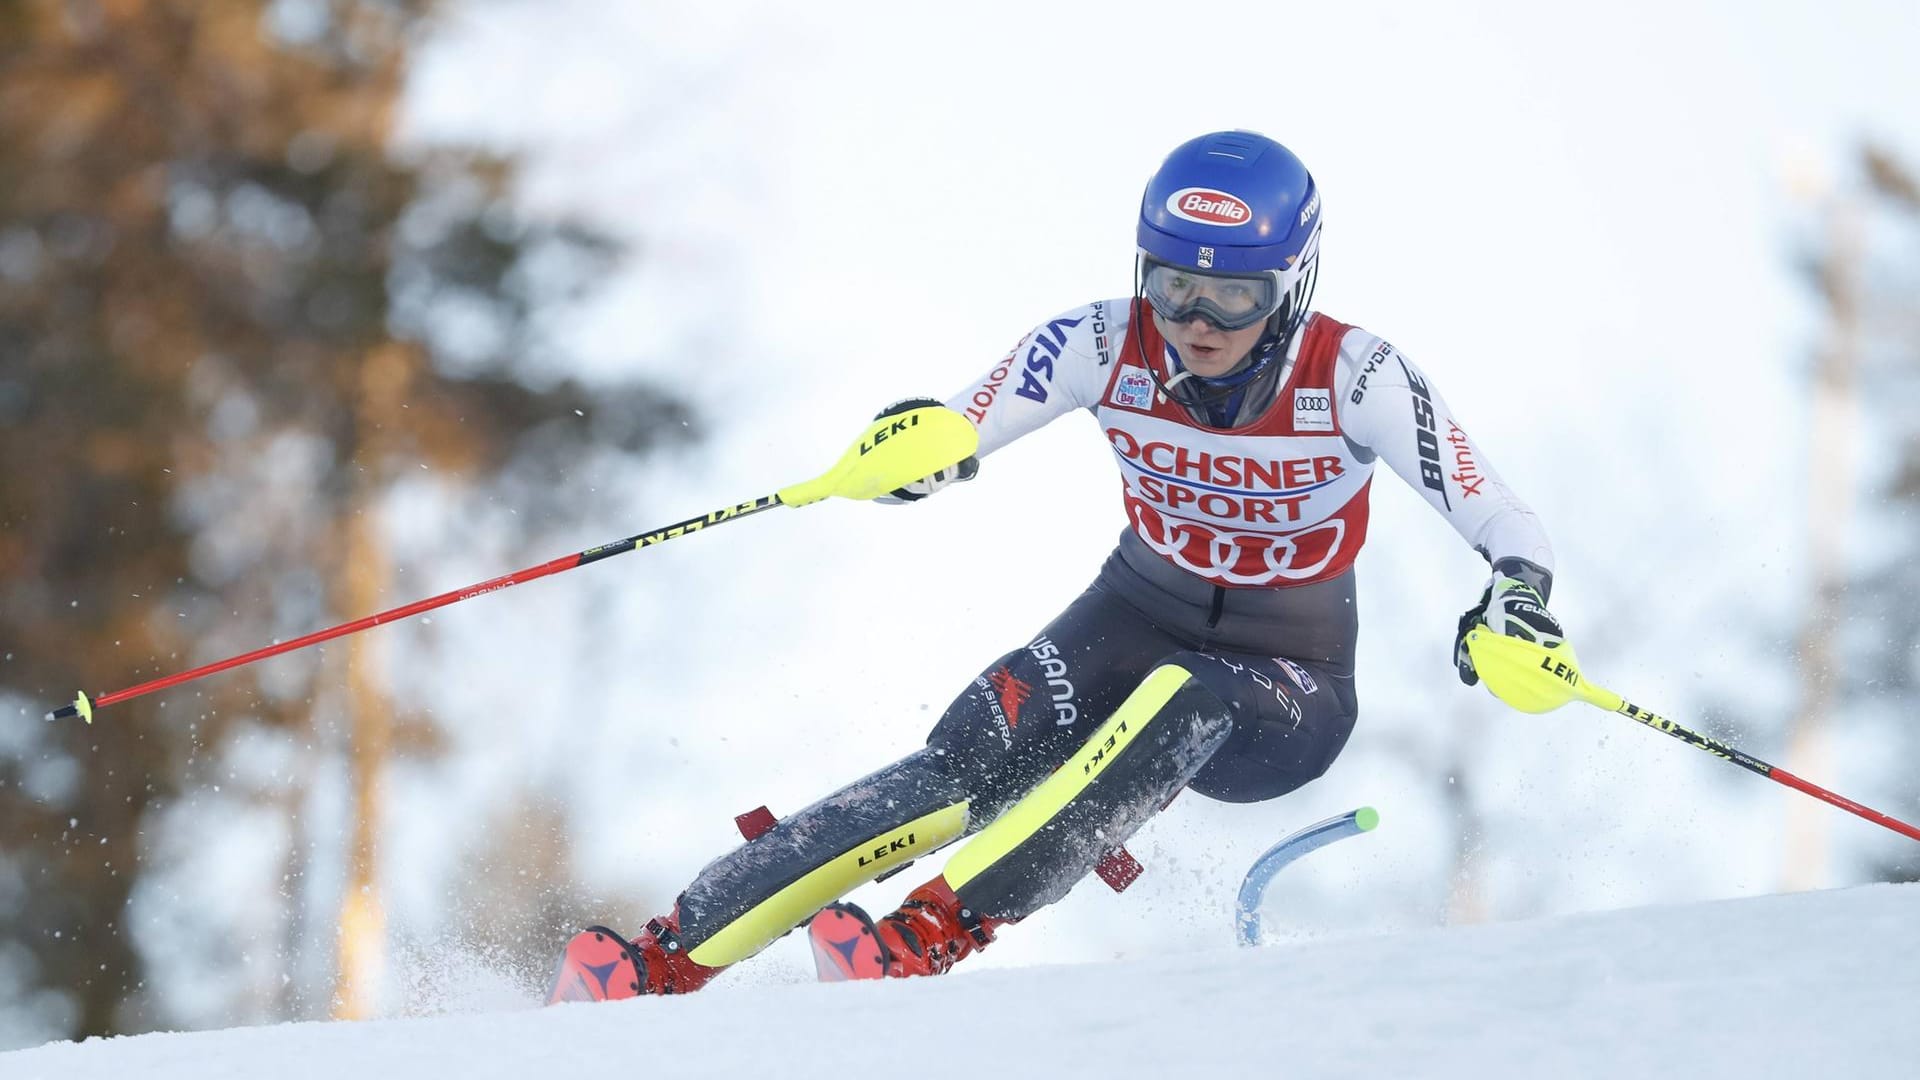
[872,397,979,503]
[1453,562,1564,686]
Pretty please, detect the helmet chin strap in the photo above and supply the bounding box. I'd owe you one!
[1137,304,1285,400]
[1129,249,1317,427]
[1153,333,1282,429]
[1136,315,1306,431]
[1172,333,1278,391]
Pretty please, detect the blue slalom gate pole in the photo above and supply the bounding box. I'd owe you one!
[1235,806,1379,946]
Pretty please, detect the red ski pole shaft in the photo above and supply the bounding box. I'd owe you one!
[47,494,783,724]
[1608,695,1920,844]
[45,403,985,725]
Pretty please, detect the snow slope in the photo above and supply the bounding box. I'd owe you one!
[8,884,1916,1080]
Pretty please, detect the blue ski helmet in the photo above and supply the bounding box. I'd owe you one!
[1137,131,1321,340]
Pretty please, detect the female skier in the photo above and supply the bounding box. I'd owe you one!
[549,129,1563,1000]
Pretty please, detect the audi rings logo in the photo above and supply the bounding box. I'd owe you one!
[1293,389,1334,432]
[1166,188,1253,227]
[1127,500,1346,584]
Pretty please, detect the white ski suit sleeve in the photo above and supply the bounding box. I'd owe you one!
[941,301,1120,459]
[1332,331,1554,577]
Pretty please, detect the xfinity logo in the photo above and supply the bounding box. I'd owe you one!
[1293,389,1333,432]
[1445,419,1484,498]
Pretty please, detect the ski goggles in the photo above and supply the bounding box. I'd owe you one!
[1139,258,1283,332]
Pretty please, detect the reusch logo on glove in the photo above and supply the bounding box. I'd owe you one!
[1167,188,1252,226]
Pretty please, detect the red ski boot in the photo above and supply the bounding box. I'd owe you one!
[809,875,1004,981]
[546,912,725,1003]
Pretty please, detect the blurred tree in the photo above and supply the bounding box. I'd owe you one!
[1841,145,1920,884]
[1781,160,1864,891]
[0,0,694,1041]
[1785,142,1920,887]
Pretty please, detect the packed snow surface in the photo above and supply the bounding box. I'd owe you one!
[8,884,1916,1079]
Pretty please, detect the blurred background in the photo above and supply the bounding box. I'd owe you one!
[3,0,1918,1048]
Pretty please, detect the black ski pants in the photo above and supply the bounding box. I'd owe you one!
[671,548,1360,966]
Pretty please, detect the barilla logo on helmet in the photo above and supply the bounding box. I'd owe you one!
[1166,188,1252,227]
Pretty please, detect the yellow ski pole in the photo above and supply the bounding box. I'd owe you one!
[1465,629,1920,844]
